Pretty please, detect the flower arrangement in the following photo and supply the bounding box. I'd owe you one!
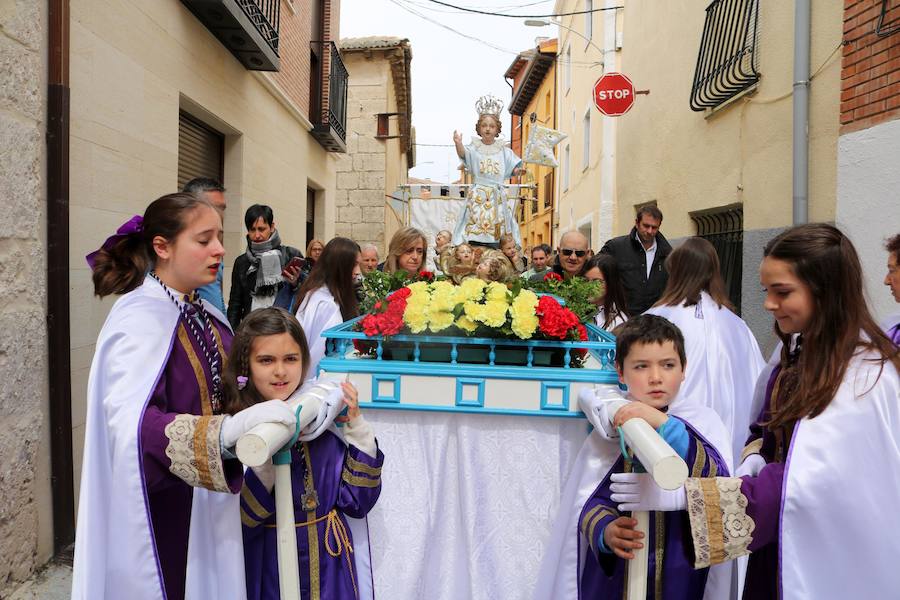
[525,272,605,324]
[360,269,436,314]
[356,279,585,344]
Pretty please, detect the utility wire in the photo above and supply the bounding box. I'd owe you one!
[422,0,623,18]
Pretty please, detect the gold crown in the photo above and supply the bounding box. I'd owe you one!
[475,95,504,117]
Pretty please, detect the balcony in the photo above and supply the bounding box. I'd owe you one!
[310,41,348,153]
[182,0,280,71]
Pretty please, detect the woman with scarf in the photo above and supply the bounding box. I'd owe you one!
[227,204,302,328]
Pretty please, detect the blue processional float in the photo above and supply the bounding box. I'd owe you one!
[237,95,684,598]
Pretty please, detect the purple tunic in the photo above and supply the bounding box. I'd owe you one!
[241,430,384,600]
[578,418,729,600]
[889,323,900,346]
[139,313,240,600]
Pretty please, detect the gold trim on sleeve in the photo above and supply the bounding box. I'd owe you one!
[341,469,381,488]
[691,442,707,478]
[240,485,273,521]
[345,454,382,477]
[684,477,755,569]
[163,414,231,492]
[741,438,763,463]
[177,325,212,416]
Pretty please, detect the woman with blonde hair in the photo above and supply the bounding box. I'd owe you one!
[304,238,325,273]
[384,226,427,276]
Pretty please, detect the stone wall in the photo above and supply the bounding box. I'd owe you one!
[0,0,51,594]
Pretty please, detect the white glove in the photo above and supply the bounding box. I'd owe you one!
[610,472,687,512]
[578,385,628,441]
[735,453,766,478]
[221,399,297,450]
[297,380,345,442]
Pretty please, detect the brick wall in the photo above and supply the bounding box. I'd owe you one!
[273,0,314,118]
[841,0,900,133]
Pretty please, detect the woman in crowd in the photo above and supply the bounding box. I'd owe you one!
[383,226,427,277]
[583,254,629,331]
[292,237,362,382]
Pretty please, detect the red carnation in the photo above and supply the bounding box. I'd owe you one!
[543,272,563,282]
[418,270,435,281]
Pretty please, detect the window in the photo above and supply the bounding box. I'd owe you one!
[177,111,224,189]
[564,44,572,94]
[584,0,593,43]
[544,91,552,117]
[581,109,591,171]
[689,0,760,111]
[543,172,554,211]
[690,204,744,313]
[563,144,570,191]
[306,188,317,244]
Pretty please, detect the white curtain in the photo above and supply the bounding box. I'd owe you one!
[363,409,586,600]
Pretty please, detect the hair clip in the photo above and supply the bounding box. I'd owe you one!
[237,375,248,390]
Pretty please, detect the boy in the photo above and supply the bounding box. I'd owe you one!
[534,314,733,600]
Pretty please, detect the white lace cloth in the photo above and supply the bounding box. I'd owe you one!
[363,409,586,600]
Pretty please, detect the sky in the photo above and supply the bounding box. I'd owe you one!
[340,0,561,183]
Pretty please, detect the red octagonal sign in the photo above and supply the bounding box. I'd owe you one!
[593,72,635,116]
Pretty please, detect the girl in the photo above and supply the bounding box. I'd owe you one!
[73,194,297,600]
[614,224,900,599]
[292,237,361,383]
[499,233,527,274]
[383,226,427,277]
[645,237,765,461]
[451,96,524,248]
[583,254,629,331]
[226,308,383,600]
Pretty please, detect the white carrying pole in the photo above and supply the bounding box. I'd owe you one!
[273,458,300,600]
[605,399,689,600]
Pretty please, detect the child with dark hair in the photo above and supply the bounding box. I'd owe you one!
[536,314,733,600]
[617,224,900,599]
[226,307,383,600]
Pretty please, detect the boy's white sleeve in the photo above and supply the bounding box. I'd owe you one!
[343,415,378,458]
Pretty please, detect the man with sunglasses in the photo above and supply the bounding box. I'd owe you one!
[600,205,671,316]
[530,231,592,282]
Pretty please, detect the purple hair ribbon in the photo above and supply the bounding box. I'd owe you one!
[85,215,144,268]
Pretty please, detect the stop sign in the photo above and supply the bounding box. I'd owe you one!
[593,72,635,116]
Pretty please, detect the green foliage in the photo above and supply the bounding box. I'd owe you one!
[525,276,604,323]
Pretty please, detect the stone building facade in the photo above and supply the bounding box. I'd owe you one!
[335,37,414,253]
[0,1,52,594]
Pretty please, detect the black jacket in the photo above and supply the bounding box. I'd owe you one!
[600,228,671,316]
[227,245,303,328]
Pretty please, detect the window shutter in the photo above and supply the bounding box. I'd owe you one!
[178,111,224,190]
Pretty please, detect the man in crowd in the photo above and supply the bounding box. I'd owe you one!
[600,205,671,316]
[522,244,552,280]
[359,244,380,274]
[531,231,591,282]
[227,204,302,328]
[183,177,227,313]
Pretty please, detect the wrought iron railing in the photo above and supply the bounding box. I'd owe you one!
[235,0,280,54]
[691,204,744,314]
[310,41,348,152]
[689,0,760,111]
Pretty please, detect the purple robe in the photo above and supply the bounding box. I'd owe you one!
[578,418,729,600]
[140,313,240,600]
[241,430,384,600]
[889,323,900,346]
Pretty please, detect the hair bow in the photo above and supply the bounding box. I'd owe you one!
[85,215,144,268]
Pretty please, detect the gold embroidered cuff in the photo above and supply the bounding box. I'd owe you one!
[741,438,764,463]
[580,505,618,553]
[341,468,380,488]
[164,414,231,492]
[345,454,382,477]
[685,477,755,569]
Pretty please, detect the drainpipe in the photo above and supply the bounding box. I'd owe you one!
[48,0,75,552]
[792,0,810,225]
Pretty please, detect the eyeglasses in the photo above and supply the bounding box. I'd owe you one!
[560,248,587,257]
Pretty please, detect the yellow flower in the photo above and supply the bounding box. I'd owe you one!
[463,301,485,323]
[407,281,429,296]
[485,281,508,302]
[459,278,486,302]
[430,281,459,312]
[455,314,477,333]
[404,299,429,333]
[480,300,509,327]
[510,290,539,339]
[429,310,456,332]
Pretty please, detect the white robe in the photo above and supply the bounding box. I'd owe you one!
[646,292,766,463]
[71,276,245,600]
[295,286,343,382]
[533,387,734,600]
[779,350,900,599]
